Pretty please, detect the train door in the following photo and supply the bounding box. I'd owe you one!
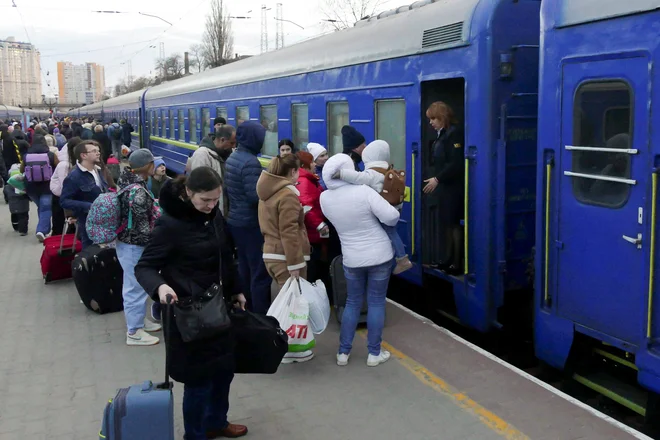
[555,57,649,344]
[420,78,465,266]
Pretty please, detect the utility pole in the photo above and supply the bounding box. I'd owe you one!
[159,42,166,78]
[275,3,284,49]
[261,5,268,54]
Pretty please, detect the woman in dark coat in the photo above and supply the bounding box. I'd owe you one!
[135,166,248,440]
[423,101,465,275]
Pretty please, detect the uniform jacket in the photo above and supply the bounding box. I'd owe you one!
[117,168,156,247]
[225,121,266,228]
[257,171,311,271]
[135,179,240,384]
[320,154,399,269]
[296,167,326,245]
[122,123,134,146]
[430,124,465,225]
[189,143,228,217]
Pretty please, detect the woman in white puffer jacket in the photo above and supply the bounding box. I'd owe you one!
[320,153,399,368]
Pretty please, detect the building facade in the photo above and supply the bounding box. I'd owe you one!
[57,62,106,105]
[0,37,42,106]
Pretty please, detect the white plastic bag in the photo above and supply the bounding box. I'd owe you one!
[297,278,330,334]
[267,277,316,352]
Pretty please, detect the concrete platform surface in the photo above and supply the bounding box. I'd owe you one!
[0,202,648,440]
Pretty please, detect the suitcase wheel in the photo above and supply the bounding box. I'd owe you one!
[44,273,50,284]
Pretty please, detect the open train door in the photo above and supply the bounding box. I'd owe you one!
[555,56,649,345]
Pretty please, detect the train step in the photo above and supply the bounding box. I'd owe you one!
[572,370,648,417]
[592,347,637,372]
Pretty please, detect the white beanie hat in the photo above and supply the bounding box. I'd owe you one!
[307,142,327,161]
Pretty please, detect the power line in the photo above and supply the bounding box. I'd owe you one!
[40,40,155,58]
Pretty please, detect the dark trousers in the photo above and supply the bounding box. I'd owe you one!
[228,224,272,314]
[11,212,29,234]
[51,195,65,236]
[183,372,233,440]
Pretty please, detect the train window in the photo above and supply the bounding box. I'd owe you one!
[189,109,197,143]
[260,105,278,156]
[571,80,632,208]
[216,107,228,122]
[375,99,406,170]
[236,106,249,126]
[292,104,309,150]
[161,110,167,138]
[178,109,185,141]
[150,111,156,135]
[169,110,174,139]
[202,107,211,138]
[327,102,349,156]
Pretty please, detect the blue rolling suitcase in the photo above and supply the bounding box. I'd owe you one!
[99,297,175,439]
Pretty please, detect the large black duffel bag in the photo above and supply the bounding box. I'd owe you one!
[230,310,288,374]
[72,245,124,314]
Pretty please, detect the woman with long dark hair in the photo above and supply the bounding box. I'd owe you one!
[135,167,248,439]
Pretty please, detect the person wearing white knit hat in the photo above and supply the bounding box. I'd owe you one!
[306,142,329,190]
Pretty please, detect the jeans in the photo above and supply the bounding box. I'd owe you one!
[228,225,272,314]
[27,191,52,235]
[116,241,148,334]
[111,140,123,158]
[183,372,234,440]
[339,260,392,356]
[382,224,406,259]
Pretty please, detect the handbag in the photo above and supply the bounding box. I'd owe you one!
[231,310,288,374]
[172,216,231,342]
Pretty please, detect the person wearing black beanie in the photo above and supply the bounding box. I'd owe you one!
[341,125,366,171]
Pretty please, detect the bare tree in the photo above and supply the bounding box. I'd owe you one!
[155,54,186,81]
[189,44,204,73]
[320,0,384,30]
[201,0,234,69]
[113,76,155,97]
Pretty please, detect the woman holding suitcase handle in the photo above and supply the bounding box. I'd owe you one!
[135,167,248,439]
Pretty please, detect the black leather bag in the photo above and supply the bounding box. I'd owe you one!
[231,310,288,374]
[173,283,231,343]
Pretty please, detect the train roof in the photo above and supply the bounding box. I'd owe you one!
[551,0,660,28]
[102,89,146,109]
[145,0,480,102]
[80,101,104,113]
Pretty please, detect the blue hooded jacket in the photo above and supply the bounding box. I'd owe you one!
[225,121,266,227]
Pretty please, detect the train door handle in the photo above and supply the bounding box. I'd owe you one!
[622,233,642,249]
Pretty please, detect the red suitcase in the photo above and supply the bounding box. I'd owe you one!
[41,222,81,283]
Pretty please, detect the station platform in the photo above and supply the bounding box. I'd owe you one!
[0,204,651,440]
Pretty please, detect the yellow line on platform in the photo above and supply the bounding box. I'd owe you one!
[358,331,529,440]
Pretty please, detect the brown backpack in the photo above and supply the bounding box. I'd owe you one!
[372,166,406,205]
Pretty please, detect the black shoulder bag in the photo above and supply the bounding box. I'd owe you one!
[173,217,231,342]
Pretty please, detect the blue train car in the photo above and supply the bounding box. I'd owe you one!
[1,105,47,127]
[100,89,148,148]
[140,0,541,332]
[535,0,660,407]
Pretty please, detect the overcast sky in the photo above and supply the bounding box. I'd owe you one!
[1,0,406,98]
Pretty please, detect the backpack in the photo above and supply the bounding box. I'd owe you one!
[372,166,406,206]
[86,184,162,244]
[111,126,122,140]
[23,153,53,182]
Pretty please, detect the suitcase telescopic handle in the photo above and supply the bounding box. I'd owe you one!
[162,294,174,389]
[58,221,79,254]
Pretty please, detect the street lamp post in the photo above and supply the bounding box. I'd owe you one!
[274,17,304,30]
[93,10,172,25]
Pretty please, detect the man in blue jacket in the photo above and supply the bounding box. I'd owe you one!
[60,141,108,248]
[225,121,272,314]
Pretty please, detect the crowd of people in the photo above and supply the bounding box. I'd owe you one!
[0,101,463,439]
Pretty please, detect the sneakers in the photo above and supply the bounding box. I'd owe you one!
[126,329,160,346]
[143,319,162,332]
[151,302,162,323]
[36,232,45,243]
[367,350,391,367]
[393,256,413,275]
[19,232,27,236]
[281,350,314,364]
[336,353,350,366]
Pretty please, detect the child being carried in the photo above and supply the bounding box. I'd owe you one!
[334,140,412,274]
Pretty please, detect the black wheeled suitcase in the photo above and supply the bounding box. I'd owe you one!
[72,244,124,314]
[231,310,288,374]
[330,255,368,324]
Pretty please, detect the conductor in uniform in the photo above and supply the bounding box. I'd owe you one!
[423,101,465,275]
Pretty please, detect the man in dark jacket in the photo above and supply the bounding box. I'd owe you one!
[60,141,108,248]
[225,121,272,314]
[92,124,112,163]
[121,119,134,148]
[342,125,366,171]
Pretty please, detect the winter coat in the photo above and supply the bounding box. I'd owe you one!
[315,164,327,191]
[50,161,71,197]
[320,154,399,269]
[147,175,171,199]
[2,131,19,170]
[60,164,108,220]
[297,168,327,245]
[54,133,67,149]
[122,123,134,146]
[107,123,121,141]
[257,171,310,271]
[189,143,228,217]
[225,121,266,228]
[21,136,58,196]
[92,131,112,162]
[116,168,156,247]
[135,179,240,385]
